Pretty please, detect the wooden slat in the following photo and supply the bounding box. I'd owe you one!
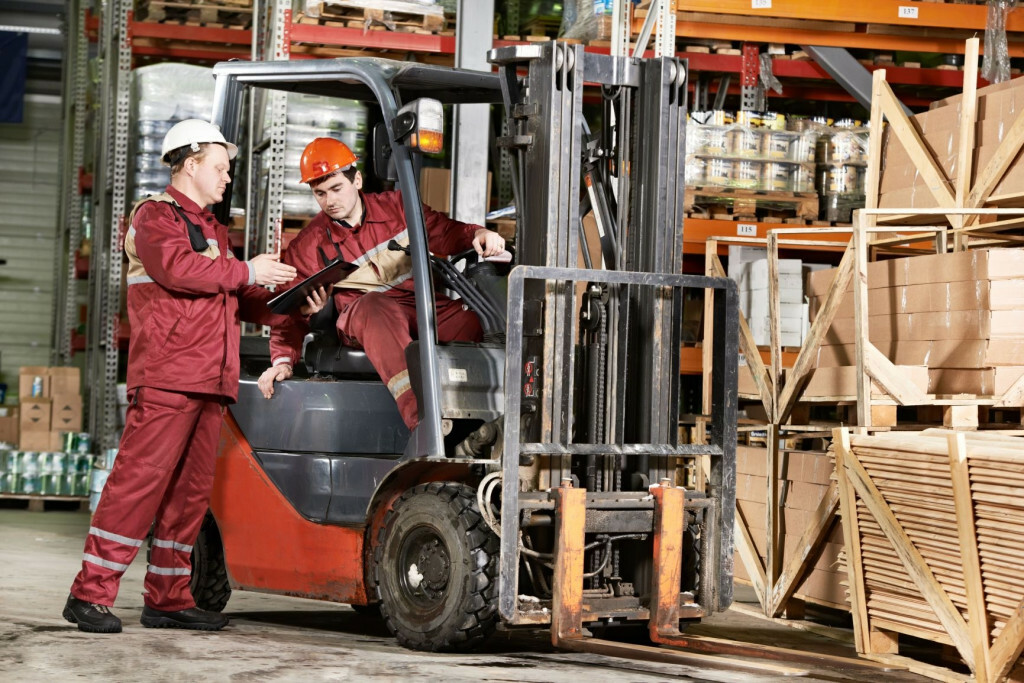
[834,428,870,653]
[948,432,991,681]
[966,110,1024,217]
[953,38,979,251]
[853,218,872,427]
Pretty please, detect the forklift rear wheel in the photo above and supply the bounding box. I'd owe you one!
[190,514,231,612]
[374,482,499,652]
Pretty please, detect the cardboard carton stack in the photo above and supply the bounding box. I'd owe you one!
[732,445,847,609]
[879,77,1024,212]
[805,249,1024,398]
[18,366,83,451]
[728,246,808,348]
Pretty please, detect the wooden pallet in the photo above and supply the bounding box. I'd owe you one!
[313,0,446,33]
[136,0,253,26]
[0,494,89,512]
[685,186,819,221]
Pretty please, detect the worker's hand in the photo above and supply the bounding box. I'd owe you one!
[300,285,332,316]
[472,228,506,258]
[250,253,297,286]
[257,363,293,399]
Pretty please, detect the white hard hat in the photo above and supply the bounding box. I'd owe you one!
[161,119,238,164]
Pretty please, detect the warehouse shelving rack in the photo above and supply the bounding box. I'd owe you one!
[69,0,1019,448]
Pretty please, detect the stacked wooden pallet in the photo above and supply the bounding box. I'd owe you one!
[306,0,446,33]
[834,428,1024,682]
[135,0,253,27]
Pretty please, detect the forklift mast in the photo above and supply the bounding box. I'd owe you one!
[488,43,739,622]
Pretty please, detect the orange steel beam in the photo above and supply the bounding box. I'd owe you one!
[672,20,1024,57]
[675,0,1022,32]
[680,346,798,376]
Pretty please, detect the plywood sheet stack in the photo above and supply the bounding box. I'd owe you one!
[733,445,847,609]
[878,76,1024,213]
[834,428,1024,681]
[803,249,1024,400]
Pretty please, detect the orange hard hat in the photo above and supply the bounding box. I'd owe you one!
[299,137,358,184]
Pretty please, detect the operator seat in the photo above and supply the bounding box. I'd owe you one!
[301,297,378,378]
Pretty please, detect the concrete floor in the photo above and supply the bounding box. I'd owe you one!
[0,508,932,682]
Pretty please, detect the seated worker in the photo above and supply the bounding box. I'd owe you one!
[257,138,505,430]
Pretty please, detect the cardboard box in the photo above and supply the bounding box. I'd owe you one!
[48,367,81,395]
[51,394,83,431]
[799,365,929,399]
[19,398,51,432]
[928,367,1024,396]
[19,430,64,452]
[0,407,18,445]
[18,367,50,399]
[418,167,492,215]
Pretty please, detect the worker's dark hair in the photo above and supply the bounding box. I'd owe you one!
[167,143,211,176]
[309,166,358,188]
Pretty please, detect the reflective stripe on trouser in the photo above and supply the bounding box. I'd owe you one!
[70,386,223,610]
[338,290,482,429]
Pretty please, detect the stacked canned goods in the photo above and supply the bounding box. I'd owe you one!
[0,450,94,496]
[686,111,818,192]
[814,118,869,222]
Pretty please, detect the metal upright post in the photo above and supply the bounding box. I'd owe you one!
[450,0,494,225]
[54,0,90,366]
[264,0,290,258]
[87,0,132,449]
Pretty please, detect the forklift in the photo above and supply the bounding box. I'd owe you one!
[196,43,740,654]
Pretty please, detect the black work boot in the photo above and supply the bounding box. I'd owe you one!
[63,594,123,633]
[140,606,229,631]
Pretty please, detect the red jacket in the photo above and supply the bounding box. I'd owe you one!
[125,186,291,401]
[269,190,480,366]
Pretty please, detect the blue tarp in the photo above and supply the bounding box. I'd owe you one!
[0,32,28,124]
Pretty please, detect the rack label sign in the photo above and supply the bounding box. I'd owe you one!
[737,223,758,237]
[897,6,919,19]
[751,0,772,8]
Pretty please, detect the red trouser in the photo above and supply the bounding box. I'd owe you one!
[338,290,482,429]
[71,386,223,610]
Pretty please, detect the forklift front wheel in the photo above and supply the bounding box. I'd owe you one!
[374,482,499,652]
[189,513,232,612]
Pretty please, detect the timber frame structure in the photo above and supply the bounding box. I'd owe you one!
[700,37,1024,620]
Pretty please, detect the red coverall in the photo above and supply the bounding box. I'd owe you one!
[71,185,290,610]
[269,190,482,428]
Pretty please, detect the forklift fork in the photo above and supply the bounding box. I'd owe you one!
[550,479,897,675]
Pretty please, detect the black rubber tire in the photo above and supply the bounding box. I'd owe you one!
[374,482,499,652]
[190,514,232,612]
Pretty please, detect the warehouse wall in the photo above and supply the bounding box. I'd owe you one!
[0,94,61,395]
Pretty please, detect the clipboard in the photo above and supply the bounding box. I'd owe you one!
[267,258,357,315]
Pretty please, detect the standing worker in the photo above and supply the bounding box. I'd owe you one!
[257,137,506,430]
[63,120,301,634]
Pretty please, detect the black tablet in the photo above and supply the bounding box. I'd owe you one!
[267,259,357,315]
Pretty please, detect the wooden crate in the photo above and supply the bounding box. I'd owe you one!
[834,428,1024,682]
